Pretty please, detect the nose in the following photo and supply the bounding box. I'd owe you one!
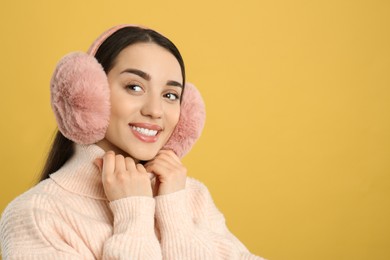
[140,92,163,119]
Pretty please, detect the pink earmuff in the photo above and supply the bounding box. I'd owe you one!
[50,24,205,158]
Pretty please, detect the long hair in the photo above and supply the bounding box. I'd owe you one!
[38,26,186,182]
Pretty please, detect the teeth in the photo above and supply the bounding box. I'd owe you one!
[132,126,158,136]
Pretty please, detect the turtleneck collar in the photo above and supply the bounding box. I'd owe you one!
[49,143,107,200]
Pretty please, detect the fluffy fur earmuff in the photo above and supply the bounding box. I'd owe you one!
[163,83,206,158]
[50,24,206,158]
[50,52,110,144]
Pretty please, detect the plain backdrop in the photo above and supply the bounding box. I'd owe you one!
[0,0,389,259]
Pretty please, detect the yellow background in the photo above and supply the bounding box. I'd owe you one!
[0,0,389,259]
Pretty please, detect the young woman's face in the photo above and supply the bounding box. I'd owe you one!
[96,42,182,161]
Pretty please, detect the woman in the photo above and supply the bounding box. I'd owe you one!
[0,25,265,259]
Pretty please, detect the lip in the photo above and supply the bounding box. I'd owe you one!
[129,123,162,143]
[129,122,163,131]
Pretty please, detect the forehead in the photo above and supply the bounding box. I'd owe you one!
[112,42,182,82]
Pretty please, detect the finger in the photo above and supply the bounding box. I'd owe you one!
[138,164,156,180]
[115,154,126,173]
[157,150,181,164]
[145,160,173,177]
[102,151,115,179]
[154,152,181,168]
[136,163,147,173]
[125,157,137,172]
[135,164,155,179]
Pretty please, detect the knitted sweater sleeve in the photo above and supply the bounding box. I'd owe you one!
[0,195,161,260]
[154,179,266,260]
[103,196,162,259]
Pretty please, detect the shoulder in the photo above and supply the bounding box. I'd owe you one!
[0,180,86,258]
[2,179,49,210]
[185,176,217,208]
[184,177,226,225]
[0,180,56,251]
[186,176,211,195]
[0,179,60,230]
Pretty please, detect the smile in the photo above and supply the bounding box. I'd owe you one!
[131,126,158,136]
[129,123,162,143]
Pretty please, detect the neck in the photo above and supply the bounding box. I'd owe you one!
[95,139,140,164]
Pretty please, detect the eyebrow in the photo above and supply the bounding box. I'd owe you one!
[120,68,183,88]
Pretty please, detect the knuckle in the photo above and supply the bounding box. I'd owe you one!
[104,176,114,185]
[159,154,170,161]
[125,156,134,161]
[104,152,114,161]
[115,154,124,160]
[105,151,115,158]
[116,173,127,182]
[136,164,145,172]
[163,150,175,157]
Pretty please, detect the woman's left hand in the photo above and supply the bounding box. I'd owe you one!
[144,150,187,196]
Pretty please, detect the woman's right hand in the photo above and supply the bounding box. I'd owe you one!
[94,151,153,201]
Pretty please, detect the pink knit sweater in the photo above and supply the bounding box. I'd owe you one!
[0,144,265,259]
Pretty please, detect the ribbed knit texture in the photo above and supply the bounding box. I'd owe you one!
[0,144,266,259]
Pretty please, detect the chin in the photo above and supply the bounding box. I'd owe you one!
[123,146,161,162]
[133,153,157,162]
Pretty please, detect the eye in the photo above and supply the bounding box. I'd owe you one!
[126,84,143,93]
[164,92,180,101]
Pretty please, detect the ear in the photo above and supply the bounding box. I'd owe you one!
[50,52,110,144]
[163,82,206,158]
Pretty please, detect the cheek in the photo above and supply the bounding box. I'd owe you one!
[109,95,139,121]
[166,105,181,131]
[108,90,122,118]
